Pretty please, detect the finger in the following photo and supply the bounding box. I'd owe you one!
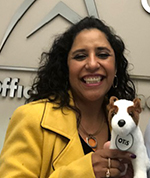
[103,167,122,178]
[103,141,110,149]
[102,157,125,174]
[92,151,129,178]
[120,163,134,178]
[110,159,125,172]
[105,149,136,162]
[102,142,136,162]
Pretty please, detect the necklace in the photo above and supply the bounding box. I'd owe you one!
[79,119,104,149]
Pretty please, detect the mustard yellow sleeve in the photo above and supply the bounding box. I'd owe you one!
[0,104,44,177]
[49,152,95,178]
[0,104,95,178]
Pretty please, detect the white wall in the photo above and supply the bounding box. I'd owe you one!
[0,0,150,152]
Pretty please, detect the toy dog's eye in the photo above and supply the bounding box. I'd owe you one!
[129,111,134,117]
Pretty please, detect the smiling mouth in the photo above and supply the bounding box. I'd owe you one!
[82,76,103,84]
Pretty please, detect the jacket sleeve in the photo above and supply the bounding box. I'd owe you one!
[0,104,43,177]
[0,104,95,178]
[49,153,95,178]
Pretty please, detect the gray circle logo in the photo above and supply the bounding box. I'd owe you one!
[115,134,134,151]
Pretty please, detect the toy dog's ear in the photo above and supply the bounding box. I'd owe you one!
[133,98,142,113]
[107,96,118,130]
[127,98,141,125]
[107,96,118,111]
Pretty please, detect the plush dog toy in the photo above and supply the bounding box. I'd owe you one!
[107,96,150,178]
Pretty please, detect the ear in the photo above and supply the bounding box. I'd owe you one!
[133,98,142,113]
[107,96,118,111]
[107,96,118,131]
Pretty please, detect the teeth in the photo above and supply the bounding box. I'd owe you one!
[84,76,102,84]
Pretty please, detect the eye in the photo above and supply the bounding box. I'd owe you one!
[97,52,111,59]
[73,54,87,61]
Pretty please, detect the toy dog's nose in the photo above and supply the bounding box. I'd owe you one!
[118,119,126,127]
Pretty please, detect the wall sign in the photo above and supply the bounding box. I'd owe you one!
[0,0,98,53]
[141,0,150,13]
[0,0,149,53]
[0,78,30,99]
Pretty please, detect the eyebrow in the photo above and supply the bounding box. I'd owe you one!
[71,47,112,56]
[97,47,111,52]
[71,49,86,56]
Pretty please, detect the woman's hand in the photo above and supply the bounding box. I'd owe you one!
[91,141,135,178]
[120,163,133,178]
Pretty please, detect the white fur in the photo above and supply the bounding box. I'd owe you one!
[110,99,150,178]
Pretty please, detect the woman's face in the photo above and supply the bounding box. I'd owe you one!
[67,28,116,103]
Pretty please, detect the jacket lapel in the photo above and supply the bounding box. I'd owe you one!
[40,100,84,169]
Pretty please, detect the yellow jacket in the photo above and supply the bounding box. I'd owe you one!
[0,100,95,178]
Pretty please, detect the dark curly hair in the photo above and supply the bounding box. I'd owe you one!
[26,16,135,109]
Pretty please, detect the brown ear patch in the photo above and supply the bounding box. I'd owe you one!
[127,98,141,125]
[108,106,118,127]
[107,96,118,111]
[133,98,142,113]
[107,96,119,129]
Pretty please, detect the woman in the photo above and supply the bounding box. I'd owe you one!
[0,17,136,177]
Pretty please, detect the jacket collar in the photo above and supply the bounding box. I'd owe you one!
[39,98,85,170]
[40,92,77,140]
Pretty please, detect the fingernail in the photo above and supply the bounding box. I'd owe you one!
[130,154,136,159]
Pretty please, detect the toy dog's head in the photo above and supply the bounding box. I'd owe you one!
[107,96,141,136]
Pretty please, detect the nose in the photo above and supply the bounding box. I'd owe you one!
[118,119,126,127]
[85,55,100,71]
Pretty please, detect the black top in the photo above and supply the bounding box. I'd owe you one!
[79,134,93,154]
[79,132,111,155]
